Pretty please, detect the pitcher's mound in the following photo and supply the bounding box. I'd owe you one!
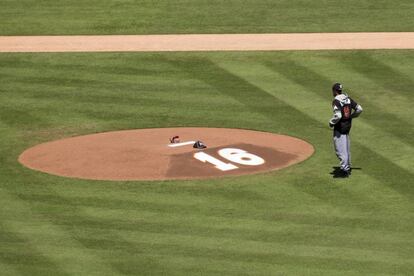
[19,127,314,181]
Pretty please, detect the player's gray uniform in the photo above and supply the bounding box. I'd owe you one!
[329,93,363,174]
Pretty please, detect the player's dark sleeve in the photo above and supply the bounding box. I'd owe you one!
[333,99,341,109]
[330,99,343,126]
[350,97,363,118]
[350,97,358,109]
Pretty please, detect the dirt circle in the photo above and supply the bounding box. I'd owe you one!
[19,127,314,181]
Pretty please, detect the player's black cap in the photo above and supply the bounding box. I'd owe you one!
[332,83,343,92]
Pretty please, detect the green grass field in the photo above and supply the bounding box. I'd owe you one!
[1,50,413,275]
[1,0,414,275]
[0,0,413,35]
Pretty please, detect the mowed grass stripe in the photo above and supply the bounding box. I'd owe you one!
[79,207,414,255]
[0,245,67,276]
[10,197,413,250]
[95,250,394,276]
[13,190,414,257]
[0,54,270,133]
[115,231,413,274]
[1,0,413,35]
[40,182,414,231]
[7,220,411,274]
[165,56,315,136]
[79,240,414,275]
[11,190,406,274]
[10,165,413,238]
[8,178,413,268]
[0,189,118,275]
[0,262,20,276]
[8,198,388,276]
[1,242,370,276]
[50,181,413,216]
[338,172,414,213]
[13,191,412,233]
[15,184,407,232]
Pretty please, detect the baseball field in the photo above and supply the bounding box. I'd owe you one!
[1,0,414,275]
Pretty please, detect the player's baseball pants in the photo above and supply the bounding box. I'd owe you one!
[333,130,351,171]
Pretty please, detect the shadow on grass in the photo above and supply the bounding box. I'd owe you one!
[330,166,362,178]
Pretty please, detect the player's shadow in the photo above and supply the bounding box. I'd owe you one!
[330,166,362,178]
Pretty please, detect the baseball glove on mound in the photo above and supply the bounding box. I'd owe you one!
[193,141,207,149]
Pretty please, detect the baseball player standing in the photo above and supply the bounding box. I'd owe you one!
[329,83,363,177]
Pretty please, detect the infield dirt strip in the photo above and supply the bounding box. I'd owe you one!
[1,32,414,52]
[19,128,314,181]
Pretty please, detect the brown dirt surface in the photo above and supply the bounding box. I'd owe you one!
[1,32,413,52]
[18,128,314,181]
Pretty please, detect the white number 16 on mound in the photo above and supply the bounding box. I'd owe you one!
[194,148,265,171]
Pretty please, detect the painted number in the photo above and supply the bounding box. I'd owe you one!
[218,148,265,166]
[193,148,265,171]
[194,152,238,171]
